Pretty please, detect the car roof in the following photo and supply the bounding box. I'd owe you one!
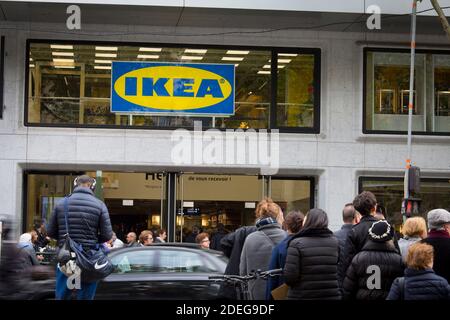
[110,243,225,256]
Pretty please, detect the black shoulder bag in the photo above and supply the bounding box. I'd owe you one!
[58,197,113,283]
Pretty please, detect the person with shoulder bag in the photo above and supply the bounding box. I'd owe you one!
[48,175,113,300]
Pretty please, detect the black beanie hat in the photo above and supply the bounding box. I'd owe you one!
[368,220,393,242]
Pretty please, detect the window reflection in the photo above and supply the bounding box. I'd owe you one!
[365,50,450,134]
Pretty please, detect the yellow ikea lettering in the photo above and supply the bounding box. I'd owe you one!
[114,66,232,110]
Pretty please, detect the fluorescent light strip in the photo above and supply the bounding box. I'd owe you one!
[257,70,271,74]
[278,59,292,63]
[226,50,249,55]
[52,52,74,57]
[234,64,239,67]
[53,58,74,63]
[185,49,207,54]
[137,54,159,59]
[279,53,298,57]
[181,55,203,60]
[29,58,33,61]
[263,64,285,69]
[94,66,111,70]
[50,45,73,50]
[54,65,75,69]
[222,57,244,61]
[139,47,162,52]
[29,64,35,68]
[95,59,112,64]
[95,53,117,58]
[95,46,118,51]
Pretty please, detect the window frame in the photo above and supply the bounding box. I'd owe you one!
[0,36,4,119]
[24,39,321,133]
[363,47,450,136]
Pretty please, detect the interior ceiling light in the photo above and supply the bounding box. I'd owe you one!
[95,46,118,51]
[222,57,244,61]
[137,54,159,59]
[94,65,111,70]
[226,50,249,55]
[95,59,112,64]
[139,47,162,52]
[257,70,270,74]
[53,58,74,63]
[185,49,207,54]
[95,53,117,58]
[52,52,74,57]
[279,53,298,57]
[181,55,203,60]
[50,44,73,50]
[54,65,75,69]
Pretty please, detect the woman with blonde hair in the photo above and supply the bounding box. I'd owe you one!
[387,242,450,300]
[240,198,287,300]
[398,217,427,261]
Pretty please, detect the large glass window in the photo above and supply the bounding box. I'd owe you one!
[365,49,450,134]
[277,53,317,129]
[26,41,320,132]
[359,177,450,226]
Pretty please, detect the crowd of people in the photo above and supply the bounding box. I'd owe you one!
[1,174,449,301]
[219,192,450,300]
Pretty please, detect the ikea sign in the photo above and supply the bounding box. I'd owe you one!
[111,62,235,116]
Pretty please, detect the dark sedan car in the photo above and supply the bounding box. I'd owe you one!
[95,243,228,300]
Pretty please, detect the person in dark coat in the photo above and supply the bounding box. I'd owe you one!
[33,219,50,249]
[339,191,399,284]
[47,175,113,300]
[387,242,450,300]
[240,198,287,300]
[343,220,404,300]
[184,226,200,243]
[422,209,450,284]
[210,223,228,251]
[284,208,341,300]
[335,203,361,287]
[266,210,304,300]
[219,225,257,299]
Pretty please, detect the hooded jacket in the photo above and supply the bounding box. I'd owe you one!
[343,240,404,300]
[240,222,286,300]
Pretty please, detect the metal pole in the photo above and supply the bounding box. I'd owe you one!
[404,0,418,220]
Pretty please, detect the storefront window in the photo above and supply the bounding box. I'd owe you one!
[359,177,450,226]
[270,178,313,214]
[277,54,317,128]
[25,173,77,233]
[26,41,320,131]
[364,49,450,134]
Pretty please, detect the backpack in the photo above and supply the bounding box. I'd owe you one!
[56,196,113,283]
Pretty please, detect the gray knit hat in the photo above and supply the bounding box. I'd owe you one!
[427,209,450,230]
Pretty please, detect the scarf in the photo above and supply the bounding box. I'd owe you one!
[255,217,278,229]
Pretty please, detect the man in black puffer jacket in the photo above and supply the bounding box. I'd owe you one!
[343,220,404,300]
[338,192,399,285]
[48,175,113,300]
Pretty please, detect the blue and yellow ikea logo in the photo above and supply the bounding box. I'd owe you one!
[111,62,235,115]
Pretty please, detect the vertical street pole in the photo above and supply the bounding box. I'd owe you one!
[403,0,418,222]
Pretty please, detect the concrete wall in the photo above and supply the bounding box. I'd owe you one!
[1,20,450,231]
